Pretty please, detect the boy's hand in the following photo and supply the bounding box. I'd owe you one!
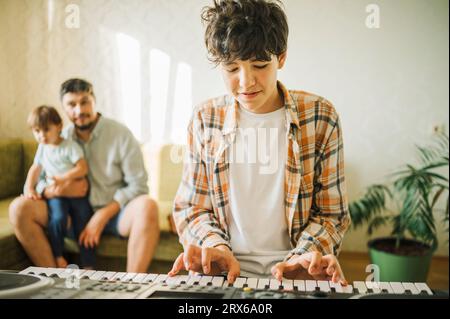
[271,252,347,285]
[168,244,240,284]
[25,189,41,200]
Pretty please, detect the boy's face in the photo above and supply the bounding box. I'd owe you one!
[32,124,62,145]
[62,91,97,130]
[220,53,287,114]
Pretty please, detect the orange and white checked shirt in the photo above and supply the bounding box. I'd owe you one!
[173,82,350,260]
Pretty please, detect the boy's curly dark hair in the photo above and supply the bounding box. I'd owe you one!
[202,0,289,64]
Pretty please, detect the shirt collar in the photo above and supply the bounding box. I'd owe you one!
[222,81,300,136]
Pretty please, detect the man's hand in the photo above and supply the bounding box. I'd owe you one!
[25,188,41,200]
[44,178,88,199]
[51,175,66,187]
[271,252,347,285]
[78,208,110,249]
[168,244,240,284]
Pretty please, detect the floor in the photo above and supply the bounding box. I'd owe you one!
[339,251,449,291]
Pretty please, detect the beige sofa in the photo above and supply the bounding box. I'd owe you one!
[0,139,184,272]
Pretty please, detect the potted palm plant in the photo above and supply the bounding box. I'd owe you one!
[349,132,449,282]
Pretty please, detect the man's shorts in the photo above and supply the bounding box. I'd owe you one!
[67,207,127,240]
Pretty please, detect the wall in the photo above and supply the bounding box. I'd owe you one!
[0,0,448,255]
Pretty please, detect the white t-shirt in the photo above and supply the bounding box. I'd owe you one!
[228,105,291,277]
[34,139,84,185]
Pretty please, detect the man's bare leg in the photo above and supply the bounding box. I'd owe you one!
[118,195,160,273]
[9,196,57,267]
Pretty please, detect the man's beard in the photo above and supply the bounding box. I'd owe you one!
[75,121,94,131]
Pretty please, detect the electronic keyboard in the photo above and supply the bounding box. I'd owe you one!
[0,267,446,299]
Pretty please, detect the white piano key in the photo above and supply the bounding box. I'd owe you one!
[389,282,406,294]
[246,278,258,289]
[131,273,148,283]
[90,271,106,281]
[305,280,317,292]
[269,279,282,290]
[232,277,247,288]
[177,275,190,285]
[402,282,420,295]
[293,280,305,291]
[257,278,270,290]
[281,279,293,291]
[142,273,158,283]
[198,276,214,287]
[100,271,117,281]
[121,272,137,282]
[329,281,343,293]
[165,276,180,286]
[80,270,96,279]
[415,282,433,295]
[365,281,381,293]
[317,281,331,292]
[19,266,40,275]
[378,282,394,294]
[341,284,354,294]
[111,272,127,281]
[211,276,224,287]
[48,268,66,277]
[21,267,49,276]
[153,274,168,284]
[353,281,368,294]
[186,275,202,285]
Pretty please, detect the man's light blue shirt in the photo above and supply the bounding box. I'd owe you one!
[62,115,149,209]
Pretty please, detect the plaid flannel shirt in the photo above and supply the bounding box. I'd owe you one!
[173,82,350,260]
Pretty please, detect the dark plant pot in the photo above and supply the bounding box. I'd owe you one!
[368,237,433,282]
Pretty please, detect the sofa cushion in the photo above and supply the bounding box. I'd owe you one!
[0,140,24,198]
[0,197,30,269]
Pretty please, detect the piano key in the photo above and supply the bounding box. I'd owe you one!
[246,278,258,289]
[211,276,224,287]
[177,275,190,285]
[389,282,406,294]
[414,282,433,295]
[142,273,158,283]
[257,278,270,290]
[329,281,343,293]
[402,282,420,295]
[317,281,331,293]
[305,280,317,292]
[378,282,394,294]
[100,271,117,281]
[80,270,96,279]
[111,272,127,281]
[232,277,247,288]
[19,266,40,275]
[90,271,106,281]
[186,275,201,285]
[121,272,137,282]
[281,279,293,291]
[269,279,282,290]
[341,284,354,294]
[293,280,305,292]
[365,281,381,293]
[353,281,368,294]
[165,276,180,286]
[153,274,168,284]
[198,276,214,287]
[131,273,148,283]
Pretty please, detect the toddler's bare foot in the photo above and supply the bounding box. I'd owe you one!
[56,256,68,268]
